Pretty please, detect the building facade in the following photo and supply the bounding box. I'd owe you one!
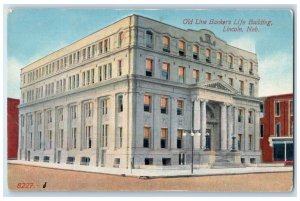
[8,98,20,159]
[260,94,294,163]
[18,15,261,169]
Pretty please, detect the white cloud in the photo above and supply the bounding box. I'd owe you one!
[228,36,256,53]
[7,57,23,99]
[258,52,293,97]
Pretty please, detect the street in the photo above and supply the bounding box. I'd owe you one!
[7,164,293,192]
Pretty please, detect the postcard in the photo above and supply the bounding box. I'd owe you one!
[6,7,294,193]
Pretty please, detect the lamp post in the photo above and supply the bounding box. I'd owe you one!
[183,129,201,174]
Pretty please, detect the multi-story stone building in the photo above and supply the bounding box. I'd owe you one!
[18,15,262,169]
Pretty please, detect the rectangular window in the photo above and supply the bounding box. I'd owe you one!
[146,59,153,77]
[248,135,253,150]
[275,101,280,116]
[118,95,123,113]
[104,65,107,80]
[205,49,211,63]
[70,105,77,119]
[161,128,168,148]
[144,95,151,112]
[87,46,91,59]
[83,49,86,60]
[118,60,122,76]
[229,78,233,86]
[217,52,222,65]
[238,109,243,122]
[85,126,92,149]
[145,158,153,165]
[98,66,102,81]
[101,124,108,147]
[193,45,199,59]
[98,42,103,54]
[82,72,86,86]
[48,130,52,149]
[108,63,112,79]
[101,99,108,115]
[84,102,93,117]
[249,83,254,96]
[119,127,123,148]
[248,111,253,124]
[91,69,95,84]
[193,69,199,83]
[238,134,242,151]
[206,72,211,81]
[143,127,151,148]
[72,128,77,149]
[161,97,168,114]
[87,70,90,84]
[162,63,169,80]
[177,129,183,149]
[146,31,153,48]
[76,74,79,88]
[290,101,293,116]
[178,40,185,56]
[276,123,280,137]
[239,80,244,95]
[163,36,170,52]
[260,124,264,138]
[178,66,185,83]
[177,100,184,115]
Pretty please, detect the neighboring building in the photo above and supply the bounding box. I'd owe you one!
[260,93,294,163]
[18,15,261,169]
[8,98,20,159]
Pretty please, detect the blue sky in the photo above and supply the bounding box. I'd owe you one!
[7,8,294,98]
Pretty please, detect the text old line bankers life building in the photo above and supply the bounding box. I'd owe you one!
[19,15,262,169]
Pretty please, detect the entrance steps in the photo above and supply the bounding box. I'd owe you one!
[211,151,244,169]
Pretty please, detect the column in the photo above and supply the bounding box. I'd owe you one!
[234,106,239,150]
[220,103,227,151]
[227,105,233,150]
[193,99,201,150]
[201,100,207,150]
[254,109,260,151]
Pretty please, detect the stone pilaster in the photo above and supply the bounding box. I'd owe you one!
[193,99,201,150]
[234,106,239,150]
[201,100,207,149]
[220,103,227,151]
[170,97,178,150]
[227,105,233,150]
[254,109,260,151]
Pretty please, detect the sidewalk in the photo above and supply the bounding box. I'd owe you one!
[8,160,293,178]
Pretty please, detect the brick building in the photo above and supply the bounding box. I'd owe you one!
[7,98,20,159]
[260,93,294,163]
